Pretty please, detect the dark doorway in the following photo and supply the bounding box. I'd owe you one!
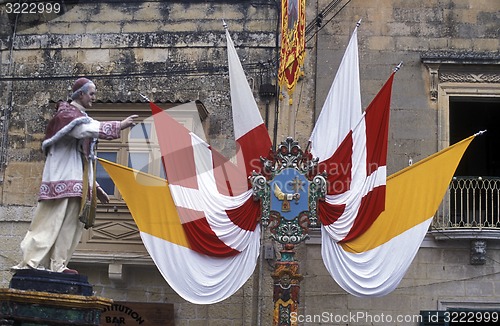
[449,98,500,177]
[448,98,500,227]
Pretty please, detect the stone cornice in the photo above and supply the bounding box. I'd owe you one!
[420,51,500,100]
[421,51,500,65]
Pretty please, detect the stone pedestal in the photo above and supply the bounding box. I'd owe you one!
[0,270,111,325]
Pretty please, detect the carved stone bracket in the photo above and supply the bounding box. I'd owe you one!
[108,263,126,283]
[427,63,440,101]
[470,239,487,265]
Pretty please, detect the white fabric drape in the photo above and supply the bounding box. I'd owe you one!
[141,229,261,304]
[321,219,432,297]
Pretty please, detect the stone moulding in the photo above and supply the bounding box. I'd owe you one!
[420,51,500,101]
[439,72,500,83]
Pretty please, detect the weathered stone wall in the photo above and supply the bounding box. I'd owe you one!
[0,0,281,207]
[1,0,499,325]
[302,236,500,325]
[0,1,281,325]
[314,0,499,175]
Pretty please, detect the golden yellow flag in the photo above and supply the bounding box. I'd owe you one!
[341,135,475,253]
[97,158,190,248]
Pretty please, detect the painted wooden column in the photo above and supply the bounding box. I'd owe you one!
[272,244,303,326]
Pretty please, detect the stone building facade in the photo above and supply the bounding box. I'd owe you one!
[1,0,499,325]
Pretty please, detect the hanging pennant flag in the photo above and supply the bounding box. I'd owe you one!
[309,22,362,161]
[322,135,476,296]
[309,21,393,245]
[318,72,394,243]
[225,26,272,185]
[277,0,307,96]
[309,20,475,297]
[98,26,271,304]
[98,159,261,304]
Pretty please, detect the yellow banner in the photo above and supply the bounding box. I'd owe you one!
[97,158,190,248]
[341,136,475,253]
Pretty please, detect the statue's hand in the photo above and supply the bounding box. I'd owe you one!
[120,114,139,130]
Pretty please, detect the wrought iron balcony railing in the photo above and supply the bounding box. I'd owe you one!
[433,176,500,230]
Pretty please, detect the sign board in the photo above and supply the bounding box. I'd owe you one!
[100,302,174,325]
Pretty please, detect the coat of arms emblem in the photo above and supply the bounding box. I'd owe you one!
[251,137,326,244]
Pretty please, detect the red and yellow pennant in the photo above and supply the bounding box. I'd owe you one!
[278,0,306,96]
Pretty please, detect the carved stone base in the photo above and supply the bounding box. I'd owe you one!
[0,288,112,325]
[10,269,93,296]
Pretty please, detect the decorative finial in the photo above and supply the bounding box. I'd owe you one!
[394,61,403,72]
[475,130,487,136]
[222,20,228,30]
[140,93,150,102]
[356,19,362,27]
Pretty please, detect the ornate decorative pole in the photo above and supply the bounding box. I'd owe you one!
[251,137,326,326]
[271,243,302,326]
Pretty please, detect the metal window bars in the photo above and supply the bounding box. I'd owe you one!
[433,176,500,229]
